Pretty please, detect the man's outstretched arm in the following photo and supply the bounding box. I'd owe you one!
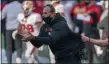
[82,34,108,46]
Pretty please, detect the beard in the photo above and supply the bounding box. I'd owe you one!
[42,16,52,24]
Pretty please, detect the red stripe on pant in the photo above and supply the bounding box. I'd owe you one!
[30,47,36,55]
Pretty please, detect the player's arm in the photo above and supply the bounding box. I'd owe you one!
[12,23,23,39]
[35,13,44,29]
[17,23,26,36]
[17,23,22,31]
[16,13,24,33]
[28,25,46,48]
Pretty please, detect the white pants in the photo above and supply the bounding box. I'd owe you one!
[25,41,35,58]
[24,41,36,63]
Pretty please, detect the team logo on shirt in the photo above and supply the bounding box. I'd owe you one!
[45,28,53,35]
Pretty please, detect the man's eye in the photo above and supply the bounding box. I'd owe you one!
[26,8,29,10]
[43,12,47,14]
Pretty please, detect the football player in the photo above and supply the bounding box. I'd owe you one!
[12,1,44,63]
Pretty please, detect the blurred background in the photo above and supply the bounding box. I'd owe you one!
[0,0,108,64]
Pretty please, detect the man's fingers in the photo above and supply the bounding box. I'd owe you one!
[81,35,89,42]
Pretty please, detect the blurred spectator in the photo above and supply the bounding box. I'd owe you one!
[99,0,108,22]
[98,12,108,40]
[70,0,87,34]
[64,1,76,31]
[32,0,44,14]
[97,10,109,64]
[82,0,101,34]
[51,0,64,16]
[1,0,22,63]
[97,0,108,10]
[100,9,108,22]
[82,0,101,64]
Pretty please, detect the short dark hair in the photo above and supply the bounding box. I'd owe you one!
[44,4,55,13]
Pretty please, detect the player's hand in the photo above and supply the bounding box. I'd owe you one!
[22,32,36,41]
[17,29,29,36]
[17,29,25,36]
[17,29,32,40]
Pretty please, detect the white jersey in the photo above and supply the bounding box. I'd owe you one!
[17,13,44,36]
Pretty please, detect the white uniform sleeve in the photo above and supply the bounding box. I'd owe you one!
[35,13,43,22]
[17,13,24,23]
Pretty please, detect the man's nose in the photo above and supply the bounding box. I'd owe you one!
[42,14,45,17]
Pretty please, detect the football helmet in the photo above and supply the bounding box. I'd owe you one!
[22,1,33,16]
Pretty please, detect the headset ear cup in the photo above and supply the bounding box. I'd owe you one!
[12,30,18,40]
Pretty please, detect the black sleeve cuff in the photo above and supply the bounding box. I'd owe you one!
[30,37,43,48]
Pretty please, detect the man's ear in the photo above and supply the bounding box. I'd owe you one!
[50,12,55,18]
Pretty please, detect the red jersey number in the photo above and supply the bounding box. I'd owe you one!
[27,24,34,32]
[21,24,26,29]
[21,24,34,32]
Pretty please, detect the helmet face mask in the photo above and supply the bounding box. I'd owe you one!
[22,1,33,16]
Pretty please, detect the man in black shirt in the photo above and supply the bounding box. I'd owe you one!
[21,4,84,64]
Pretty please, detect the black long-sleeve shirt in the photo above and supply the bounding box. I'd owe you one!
[30,13,84,61]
